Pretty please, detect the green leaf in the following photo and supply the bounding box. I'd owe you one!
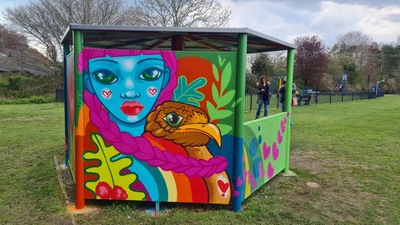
[212,83,220,106]
[221,62,232,92]
[173,76,206,107]
[218,55,226,67]
[207,101,218,120]
[212,64,219,82]
[231,97,242,108]
[217,124,233,136]
[220,90,235,106]
[83,133,146,200]
[212,110,233,120]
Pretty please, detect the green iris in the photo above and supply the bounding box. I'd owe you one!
[140,68,162,81]
[94,70,117,84]
[164,113,183,127]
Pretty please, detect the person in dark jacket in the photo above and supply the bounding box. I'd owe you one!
[255,76,270,119]
[279,79,296,127]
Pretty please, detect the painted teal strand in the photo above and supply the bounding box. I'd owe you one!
[233,33,247,212]
[284,49,294,173]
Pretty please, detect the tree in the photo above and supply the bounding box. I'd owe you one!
[361,42,380,88]
[294,35,329,89]
[377,44,400,93]
[266,51,287,72]
[334,31,373,68]
[0,24,29,52]
[338,55,358,85]
[0,24,49,72]
[132,0,232,27]
[3,0,138,67]
[250,53,275,78]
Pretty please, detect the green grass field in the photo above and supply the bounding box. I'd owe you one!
[0,96,399,224]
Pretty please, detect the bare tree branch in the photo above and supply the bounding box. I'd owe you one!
[133,0,232,27]
[3,0,139,66]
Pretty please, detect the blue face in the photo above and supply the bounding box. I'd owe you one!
[85,55,171,124]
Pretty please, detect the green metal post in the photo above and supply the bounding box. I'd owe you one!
[63,44,70,167]
[233,33,247,212]
[73,30,85,209]
[284,49,294,173]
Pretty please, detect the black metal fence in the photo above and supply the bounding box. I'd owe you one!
[245,91,385,112]
[55,88,384,110]
[55,88,64,102]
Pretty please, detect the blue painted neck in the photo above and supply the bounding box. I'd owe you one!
[109,113,146,137]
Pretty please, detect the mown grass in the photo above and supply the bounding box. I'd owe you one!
[0,103,71,224]
[0,96,399,224]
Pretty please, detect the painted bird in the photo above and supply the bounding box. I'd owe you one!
[145,101,231,204]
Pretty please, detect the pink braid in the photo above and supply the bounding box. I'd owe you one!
[84,89,228,178]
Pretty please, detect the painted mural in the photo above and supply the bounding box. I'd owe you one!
[76,49,237,204]
[235,113,289,201]
[66,53,76,178]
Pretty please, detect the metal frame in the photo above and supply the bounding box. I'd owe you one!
[61,24,296,53]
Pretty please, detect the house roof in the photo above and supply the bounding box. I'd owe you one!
[60,24,296,53]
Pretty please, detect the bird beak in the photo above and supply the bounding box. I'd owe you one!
[177,123,222,148]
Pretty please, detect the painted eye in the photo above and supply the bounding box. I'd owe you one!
[140,68,162,81]
[163,113,183,127]
[94,70,117,84]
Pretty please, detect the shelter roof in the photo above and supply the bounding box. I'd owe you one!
[61,24,296,53]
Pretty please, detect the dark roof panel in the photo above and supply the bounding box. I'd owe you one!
[61,24,296,53]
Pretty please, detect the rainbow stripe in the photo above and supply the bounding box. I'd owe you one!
[133,132,208,203]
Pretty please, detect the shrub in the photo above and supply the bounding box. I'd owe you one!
[0,96,56,105]
[8,75,37,91]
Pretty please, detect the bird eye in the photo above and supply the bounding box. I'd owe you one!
[140,68,162,81]
[94,70,117,84]
[163,113,183,127]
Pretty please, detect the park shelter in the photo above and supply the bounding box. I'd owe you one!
[60,24,296,212]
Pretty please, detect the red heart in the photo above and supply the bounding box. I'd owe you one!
[148,88,157,96]
[102,90,112,99]
[217,180,229,194]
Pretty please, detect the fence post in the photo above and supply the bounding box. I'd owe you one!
[315,92,318,105]
[250,94,253,112]
[329,91,332,104]
[341,91,344,102]
[361,92,363,100]
[352,92,354,101]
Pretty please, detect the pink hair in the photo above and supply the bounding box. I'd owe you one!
[78,48,178,108]
[83,89,228,177]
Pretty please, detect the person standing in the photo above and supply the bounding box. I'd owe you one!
[279,79,296,127]
[255,76,270,119]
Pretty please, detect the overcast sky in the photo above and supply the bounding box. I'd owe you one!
[221,0,400,46]
[1,0,399,47]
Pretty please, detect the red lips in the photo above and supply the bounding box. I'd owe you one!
[120,101,144,116]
